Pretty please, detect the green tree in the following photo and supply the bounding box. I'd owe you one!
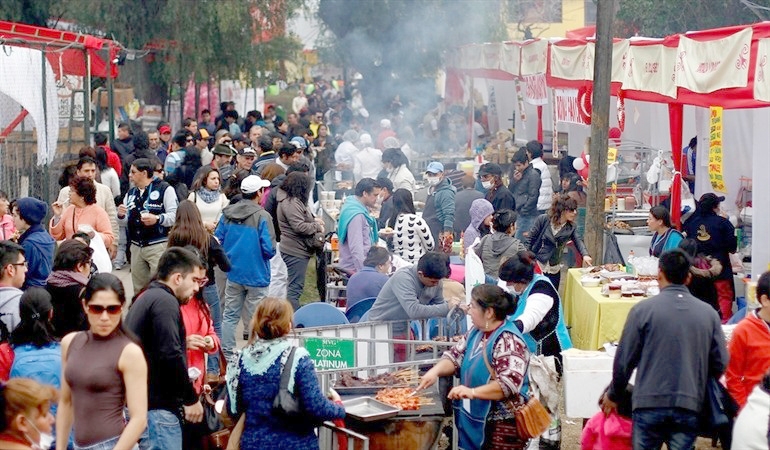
[0,0,64,26]
[616,0,763,38]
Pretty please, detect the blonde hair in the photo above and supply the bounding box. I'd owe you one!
[0,378,57,432]
[248,297,293,343]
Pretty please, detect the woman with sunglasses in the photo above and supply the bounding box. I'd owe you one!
[57,273,147,450]
[168,201,230,385]
[524,194,592,289]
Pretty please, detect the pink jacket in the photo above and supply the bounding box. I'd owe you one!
[180,300,220,394]
[581,411,633,450]
[49,204,114,248]
[0,215,15,240]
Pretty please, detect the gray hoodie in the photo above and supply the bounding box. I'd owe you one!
[475,232,527,277]
[0,287,21,337]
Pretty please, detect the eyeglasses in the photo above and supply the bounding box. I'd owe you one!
[10,261,27,268]
[86,304,123,315]
[186,139,194,143]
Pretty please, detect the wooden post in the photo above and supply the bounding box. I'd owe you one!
[584,0,617,265]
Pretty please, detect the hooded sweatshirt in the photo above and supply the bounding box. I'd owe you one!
[726,309,770,407]
[215,200,276,287]
[475,232,527,276]
[463,199,494,254]
[0,286,21,336]
[422,177,456,241]
[18,224,55,289]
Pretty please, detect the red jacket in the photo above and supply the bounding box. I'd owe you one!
[180,300,219,394]
[726,309,770,407]
[0,343,13,382]
[100,145,123,177]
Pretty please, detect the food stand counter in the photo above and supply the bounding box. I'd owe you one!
[563,268,642,350]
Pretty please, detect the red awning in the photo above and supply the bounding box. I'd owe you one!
[0,20,119,78]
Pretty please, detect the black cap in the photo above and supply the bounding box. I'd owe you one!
[698,192,725,211]
[479,163,503,177]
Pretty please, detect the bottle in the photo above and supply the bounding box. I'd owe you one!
[626,250,635,275]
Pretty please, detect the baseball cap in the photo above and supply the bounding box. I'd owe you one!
[698,192,725,210]
[425,161,444,174]
[158,125,172,135]
[195,129,210,140]
[290,136,308,149]
[238,147,257,157]
[212,144,236,156]
[215,130,231,142]
[479,163,503,177]
[240,175,270,194]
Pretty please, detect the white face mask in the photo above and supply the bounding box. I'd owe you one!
[426,176,440,186]
[481,180,493,189]
[506,284,524,296]
[24,416,53,450]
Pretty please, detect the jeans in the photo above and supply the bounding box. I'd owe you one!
[282,253,310,310]
[222,280,268,363]
[202,284,221,374]
[515,214,537,241]
[75,435,139,450]
[632,407,700,450]
[139,409,182,450]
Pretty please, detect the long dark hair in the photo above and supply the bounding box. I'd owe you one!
[83,273,135,341]
[168,200,211,259]
[10,288,56,348]
[224,169,251,199]
[192,166,220,192]
[389,188,416,228]
[281,172,311,200]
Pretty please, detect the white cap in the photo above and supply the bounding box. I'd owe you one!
[380,119,391,129]
[240,175,270,194]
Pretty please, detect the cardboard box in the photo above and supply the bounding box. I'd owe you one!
[93,84,135,108]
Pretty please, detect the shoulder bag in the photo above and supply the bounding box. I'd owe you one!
[481,337,551,439]
[272,347,303,418]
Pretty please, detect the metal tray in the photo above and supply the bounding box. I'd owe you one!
[342,397,401,422]
[334,385,412,396]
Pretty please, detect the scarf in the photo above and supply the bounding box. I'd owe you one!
[337,196,378,244]
[196,187,221,204]
[46,270,89,288]
[225,337,309,415]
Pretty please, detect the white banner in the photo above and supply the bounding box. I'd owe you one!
[550,43,594,81]
[554,88,588,125]
[481,43,502,70]
[57,75,85,128]
[621,44,677,98]
[612,40,630,83]
[520,40,548,75]
[676,28,752,93]
[754,38,770,102]
[457,45,483,71]
[500,43,520,77]
[523,74,548,105]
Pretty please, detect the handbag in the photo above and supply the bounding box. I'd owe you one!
[481,337,551,439]
[272,347,303,418]
[701,377,738,428]
[304,231,326,251]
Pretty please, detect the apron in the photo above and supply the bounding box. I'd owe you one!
[455,323,528,450]
[511,274,572,354]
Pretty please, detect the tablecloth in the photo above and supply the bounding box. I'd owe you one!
[563,268,641,350]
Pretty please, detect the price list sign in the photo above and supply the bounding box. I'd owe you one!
[708,106,726,193]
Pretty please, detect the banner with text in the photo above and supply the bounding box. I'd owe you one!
[554,89,588,125]
[520,40,548,75]
[621,44,677,98]
[754,38,770,102]
[523,74,548,105]
[708,106,726,193]
[550,42,594,81]
[676,28,752,94]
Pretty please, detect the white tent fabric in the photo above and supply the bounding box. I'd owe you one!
[0,46,59,165]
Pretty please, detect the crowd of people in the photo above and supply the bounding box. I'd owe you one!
[0,81,763,450]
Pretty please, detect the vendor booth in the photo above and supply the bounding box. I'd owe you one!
[445,22,770,280]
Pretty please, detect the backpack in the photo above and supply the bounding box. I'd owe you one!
[9,343,62,388]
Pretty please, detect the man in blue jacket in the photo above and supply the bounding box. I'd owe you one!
[215,175,276,362]
[13,197,55,289]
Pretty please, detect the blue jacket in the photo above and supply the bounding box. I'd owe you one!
[215,200,276,288]
[18,224,55,289]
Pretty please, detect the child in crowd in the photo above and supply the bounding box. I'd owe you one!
[581,384,633,450]
[0,191,15,240]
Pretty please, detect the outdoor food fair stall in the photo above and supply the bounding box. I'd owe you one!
[445,22,770,280]
[292,320,460,450]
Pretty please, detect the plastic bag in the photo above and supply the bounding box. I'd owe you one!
[464,239,485,304]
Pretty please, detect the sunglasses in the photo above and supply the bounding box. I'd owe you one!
[87,304,122,315]
[222,139,233,144]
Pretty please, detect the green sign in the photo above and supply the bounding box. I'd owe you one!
[304,337,356,370]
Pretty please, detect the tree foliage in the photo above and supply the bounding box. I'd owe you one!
[0,0,303,92]
[615,0,764,38]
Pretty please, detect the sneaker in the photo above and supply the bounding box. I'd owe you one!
[113,260,126,270]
